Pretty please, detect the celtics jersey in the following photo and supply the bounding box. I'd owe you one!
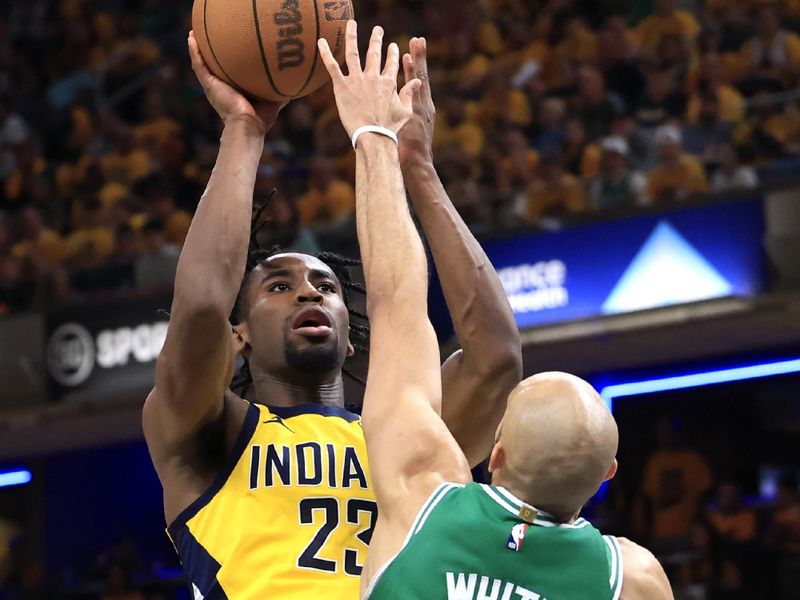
[167,402,374,599]
[367,482,623,600]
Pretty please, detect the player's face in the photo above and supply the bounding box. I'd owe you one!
[242,253,353,381]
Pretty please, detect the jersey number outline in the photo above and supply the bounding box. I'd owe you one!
[298,497,377,575]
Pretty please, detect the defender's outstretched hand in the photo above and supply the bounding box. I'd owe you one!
[318,21,421,139]
[400,37,435,166]
[188,31,285,134]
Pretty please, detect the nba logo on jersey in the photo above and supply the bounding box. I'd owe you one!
[507,523,528,551]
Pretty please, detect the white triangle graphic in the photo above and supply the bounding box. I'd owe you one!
[192,583,205,600]
[601,220,733,314]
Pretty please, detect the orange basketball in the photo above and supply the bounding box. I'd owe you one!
[192,0,353,101]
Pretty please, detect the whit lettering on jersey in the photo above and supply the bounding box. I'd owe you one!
[248,442,368,490]
[446,572,548,600]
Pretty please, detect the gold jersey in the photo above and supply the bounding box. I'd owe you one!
[167,402,374,599]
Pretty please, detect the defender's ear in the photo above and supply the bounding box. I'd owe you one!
[488,443,506,474]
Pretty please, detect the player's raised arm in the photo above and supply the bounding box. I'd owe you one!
[618,538,674,600]
[143,32,284,516]
[318,21,472,592]
[400,39,522,467]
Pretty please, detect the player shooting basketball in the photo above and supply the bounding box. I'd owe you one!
[317,28,675,600]
[143,20,521,600]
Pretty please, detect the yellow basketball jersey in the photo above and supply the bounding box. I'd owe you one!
[167,402,374,599]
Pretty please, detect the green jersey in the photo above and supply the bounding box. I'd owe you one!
[366,483,623,600]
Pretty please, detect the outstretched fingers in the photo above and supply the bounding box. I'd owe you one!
[344,20,362,74]
[365,25,385,75]
[318,38,343,82]
[382,42,400,81]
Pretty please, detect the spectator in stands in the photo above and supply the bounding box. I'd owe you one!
[561,117,600,180]
[296,155,355,226]
[146,190,190,246]
[687,52,745,124]
[588,136,648,211]
[735,93,788,164]
[0,94,30,181]
[494,129,539,194]
[574,65,622,140]
[706,482,758,597]
[636,69,688,130]
[647,124,709,202]
[524,152,587,221]
[133,218,179,291]
[3,138,49,210]
[255,182,319,256]
[64,198,115,269]
[766,477,800,600]
[434,93,484,158]
[738,6,800,95]
[635,0,700,57]
[532,97,567,155]
[99,129,151,187]
[597,15,646,111]
[710,144,759,193]
[639,417,712,555]
[478,69,531,129]
[11,207,63,269]
[681,89,735,161]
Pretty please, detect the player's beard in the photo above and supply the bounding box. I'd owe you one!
[284,336,341,374]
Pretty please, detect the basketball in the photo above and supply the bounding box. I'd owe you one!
[192,0,353,101]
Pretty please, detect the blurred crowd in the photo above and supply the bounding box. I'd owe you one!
[3,0,800,314]
[587,417,800,600]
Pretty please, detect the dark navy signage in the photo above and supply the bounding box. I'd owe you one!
[482,200,765,330]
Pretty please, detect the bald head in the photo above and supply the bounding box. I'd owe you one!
[489,373,619,519]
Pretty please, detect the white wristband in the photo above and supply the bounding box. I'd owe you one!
[351,125,398,149]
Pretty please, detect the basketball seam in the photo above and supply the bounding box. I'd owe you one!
[252,0,291,99]
[295,0,322,96]
[203,0,262,99]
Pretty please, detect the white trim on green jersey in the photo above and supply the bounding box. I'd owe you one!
[479,484,591,529]
[603,535,624,600]
[363,482,464,600]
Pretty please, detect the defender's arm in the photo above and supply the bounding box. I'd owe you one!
[619,538,674,600]
[319,22,472,592]
[400,39,522,467]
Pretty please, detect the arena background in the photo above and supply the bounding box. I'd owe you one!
[1,0,800,598]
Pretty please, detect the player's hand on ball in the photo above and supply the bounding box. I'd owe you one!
[399,37,435,166]
[318,21,421,140]
[188,31,286,134]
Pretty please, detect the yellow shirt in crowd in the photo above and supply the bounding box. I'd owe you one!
[643,449,712,539]
[647,154,709,202]
[297,181,356,225]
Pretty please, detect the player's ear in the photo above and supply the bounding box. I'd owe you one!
[488,442,505,474]
[232,323,251,357]
[346,339,355,358]
[604,459,618,483]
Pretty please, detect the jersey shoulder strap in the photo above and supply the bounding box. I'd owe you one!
[602,534,625,600]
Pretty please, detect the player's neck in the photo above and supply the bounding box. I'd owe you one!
[251,371,346,408]
[491,475,581,524]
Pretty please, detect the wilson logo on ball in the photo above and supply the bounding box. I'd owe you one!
[324,0,351,21]
[274,0,305,70]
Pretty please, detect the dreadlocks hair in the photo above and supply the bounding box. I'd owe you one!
[229,190,369,399]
